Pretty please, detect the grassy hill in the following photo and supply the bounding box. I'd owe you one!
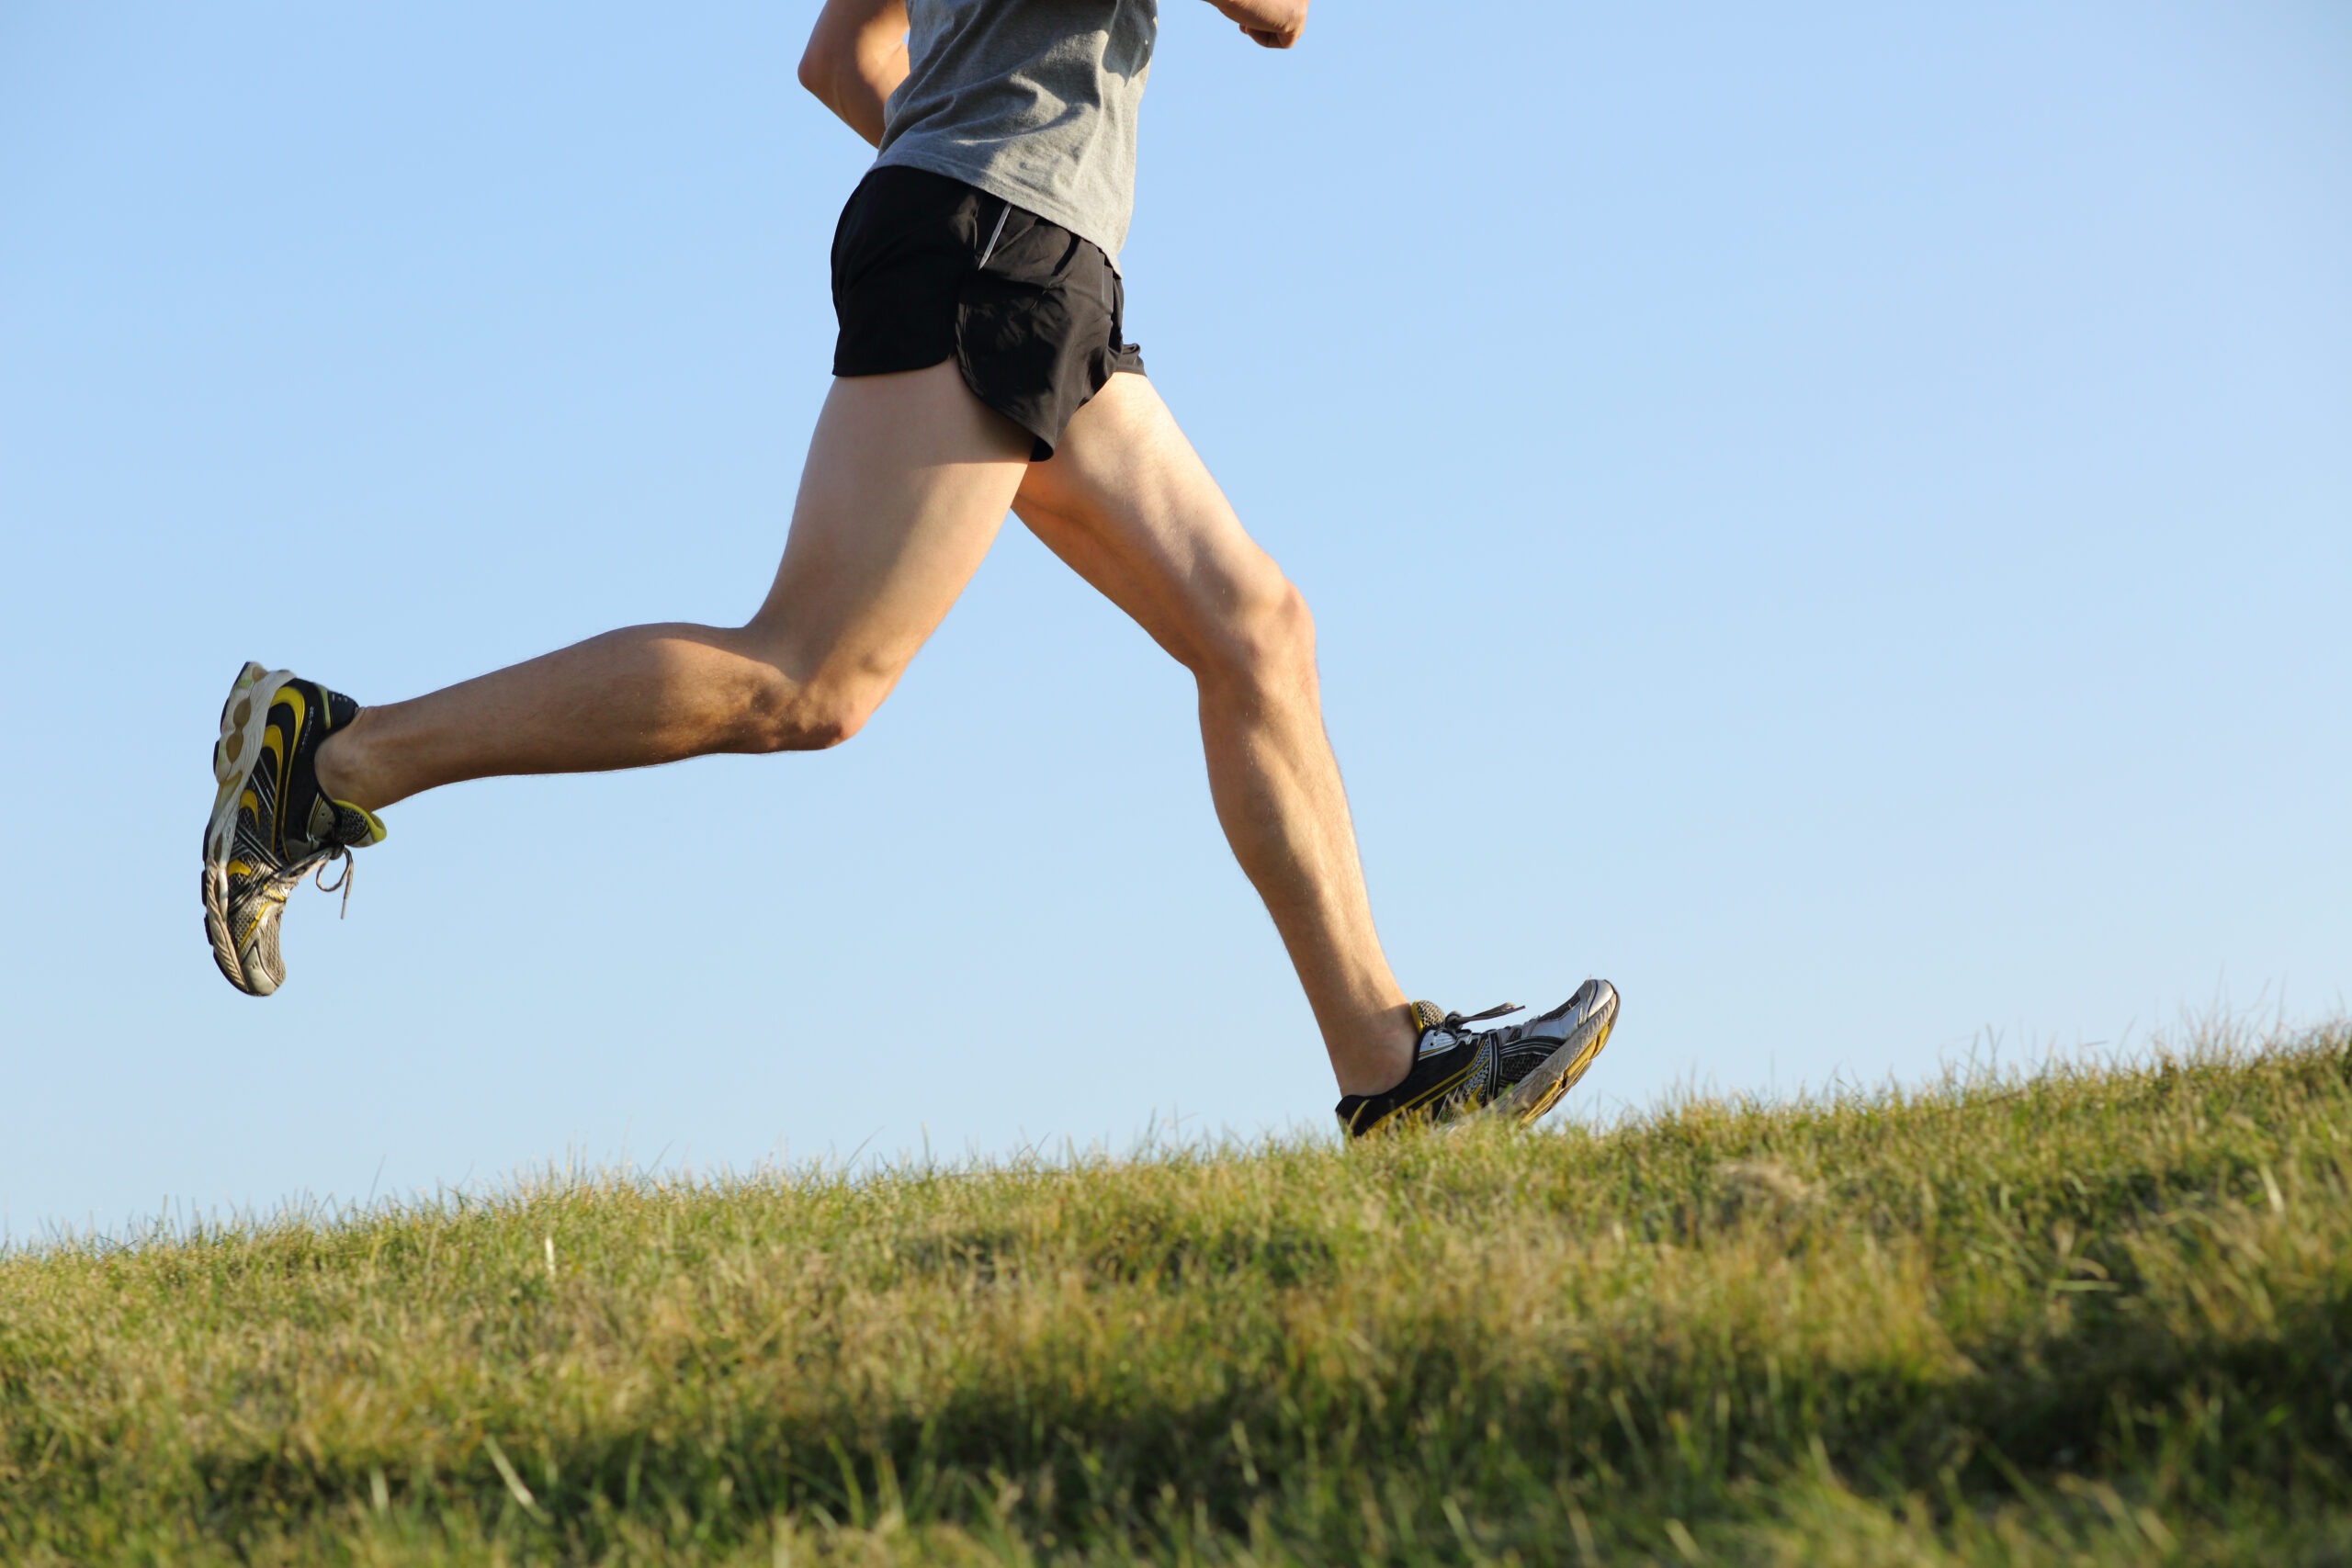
[5,1026,2348,1565]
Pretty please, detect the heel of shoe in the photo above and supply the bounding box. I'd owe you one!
[212,662,273,784]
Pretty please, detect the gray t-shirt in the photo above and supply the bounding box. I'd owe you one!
[873,0,1158,265]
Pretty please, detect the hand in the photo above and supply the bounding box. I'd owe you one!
[1210,0,1305,48]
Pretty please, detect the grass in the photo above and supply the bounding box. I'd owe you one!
[4,1025,2350,1565]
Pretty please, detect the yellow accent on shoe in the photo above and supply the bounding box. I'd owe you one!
[277,683,309,739]
[336,801,389,844]
[1406,1059,1481,1114]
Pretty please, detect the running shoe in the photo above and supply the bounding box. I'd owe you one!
[1336,979,1620,1137]
[202,662,386,997]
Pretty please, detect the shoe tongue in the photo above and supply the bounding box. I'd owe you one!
[1409,1000,1452,1049]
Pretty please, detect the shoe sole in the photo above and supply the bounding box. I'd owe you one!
[201,661,292,997]
[1480,981,1620,1129]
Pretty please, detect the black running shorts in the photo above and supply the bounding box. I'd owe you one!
[831,164,1146,461]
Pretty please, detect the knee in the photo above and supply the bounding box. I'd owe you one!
[783,694,872,750]
[741,671,882,753]
[1195,577,1317,696]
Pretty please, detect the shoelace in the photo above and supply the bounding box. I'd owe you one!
[313,846,356,919]
[1444,1003,1523,1029]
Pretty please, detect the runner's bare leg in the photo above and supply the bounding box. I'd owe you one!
[1013,375,1418,1095]
[311,360,1412,1095]
[312,362,1029,807]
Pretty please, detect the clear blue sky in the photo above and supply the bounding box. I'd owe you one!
[3,2,2346,1237]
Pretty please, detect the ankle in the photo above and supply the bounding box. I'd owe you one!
[312,716,372,808]
[1330,1001,1421,1097]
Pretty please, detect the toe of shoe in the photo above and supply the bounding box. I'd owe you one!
[239,953,282,996]
[232,908,287,997]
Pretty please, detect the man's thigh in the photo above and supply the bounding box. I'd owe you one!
[752,360,1032,704]
[1012,374,1294,673]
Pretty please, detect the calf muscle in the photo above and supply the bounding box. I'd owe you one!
[1015,377,1415,1092]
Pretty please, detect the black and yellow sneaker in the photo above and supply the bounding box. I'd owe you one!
[201,662,386,997]
[1336,979,1620,1138]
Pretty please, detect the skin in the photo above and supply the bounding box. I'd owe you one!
[315,0,1419,1096]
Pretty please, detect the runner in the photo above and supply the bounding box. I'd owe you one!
[199,0,1618,1137]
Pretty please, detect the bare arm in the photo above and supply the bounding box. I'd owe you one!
[797,0,911,148]
[1204,0,1309,49]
